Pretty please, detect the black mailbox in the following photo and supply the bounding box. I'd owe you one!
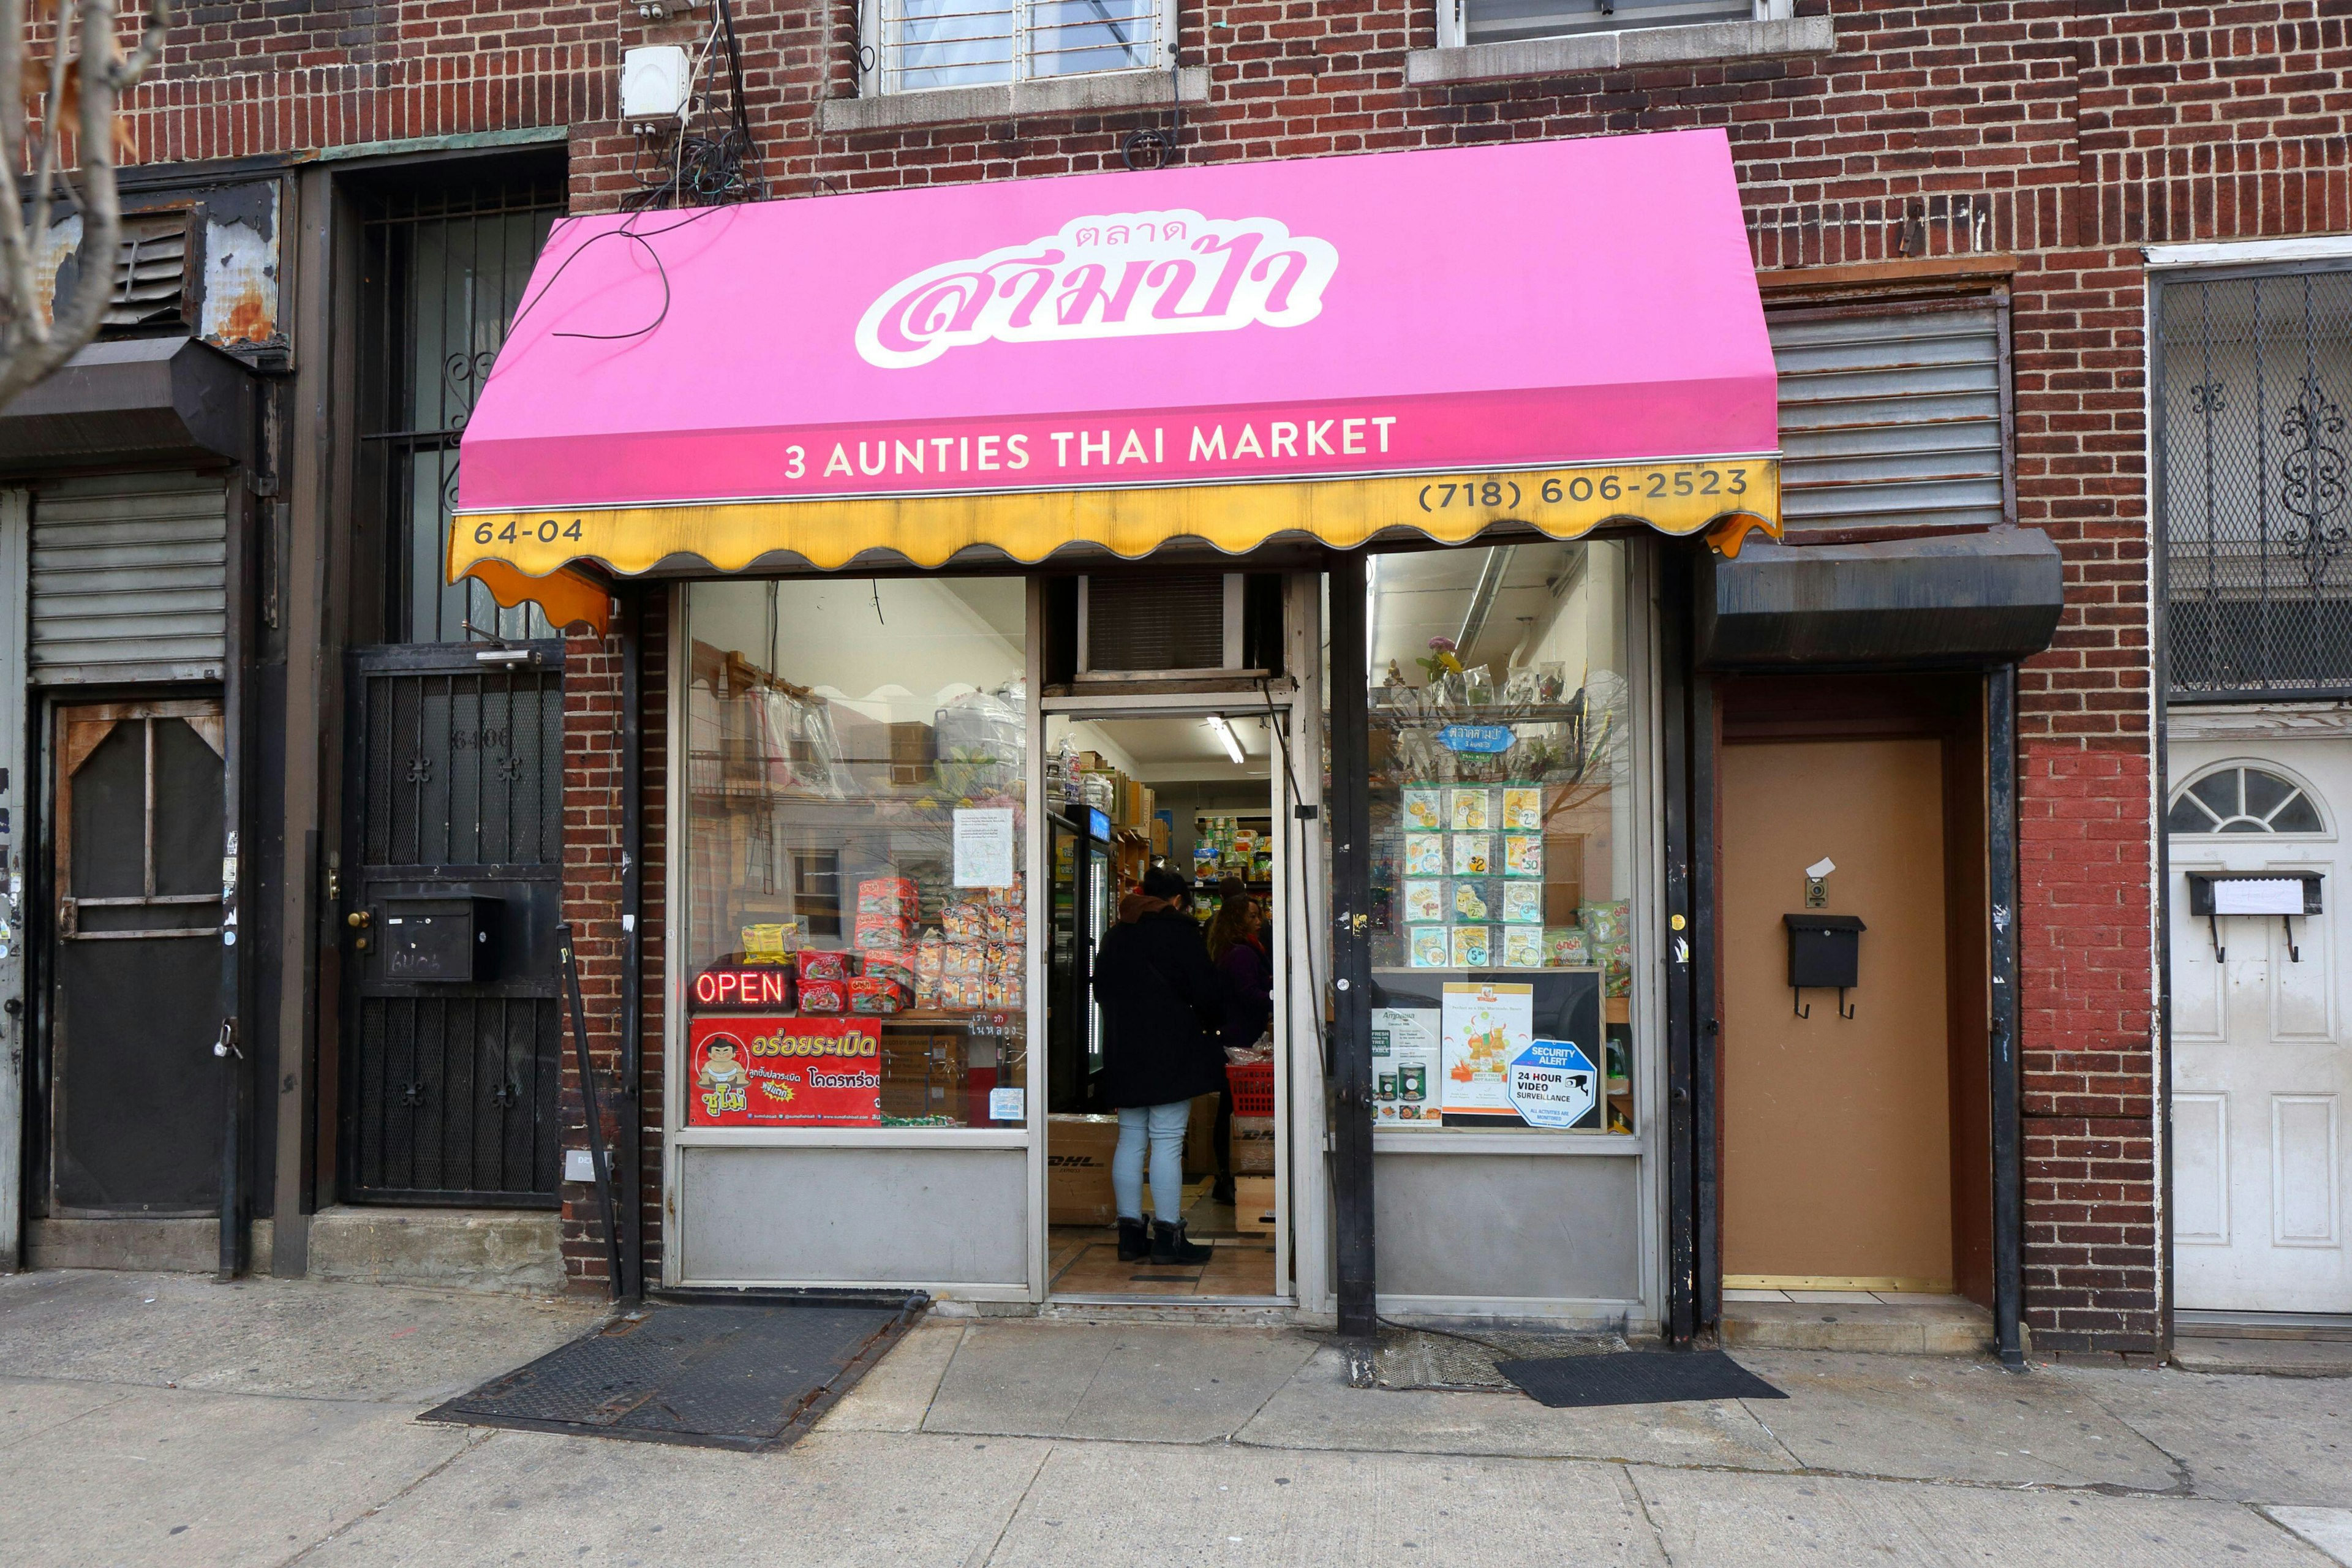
[382,897,501,982]
[1784,913,1864,1018]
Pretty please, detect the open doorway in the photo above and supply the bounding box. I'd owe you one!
[1042,710,1283,1300]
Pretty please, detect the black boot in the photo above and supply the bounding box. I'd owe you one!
[1151,1219,1213,1265]
[1212,1174,1237,1205]
[1116,1218,1151,1262]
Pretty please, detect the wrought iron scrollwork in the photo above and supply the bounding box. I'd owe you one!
[2279,374,2351,593]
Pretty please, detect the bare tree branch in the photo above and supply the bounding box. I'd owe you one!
[0,0,175,411]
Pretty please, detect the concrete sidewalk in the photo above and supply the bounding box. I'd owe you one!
[2,1270,2350,1567]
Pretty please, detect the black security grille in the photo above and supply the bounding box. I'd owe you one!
[342,647,567,1206]
[2161,266,2352,699]
[361,173,564,645]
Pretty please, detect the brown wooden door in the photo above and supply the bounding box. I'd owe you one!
[1721,737,1956,1290]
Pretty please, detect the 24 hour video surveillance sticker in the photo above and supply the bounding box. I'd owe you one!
[1508,1039,1598,1130]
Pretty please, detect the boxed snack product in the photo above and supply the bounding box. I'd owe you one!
[1501,785,1543,832]
[856,876,918,919]
[1403,786,1444,831]
[1451,834,1493,876]
[1404,834,1446,877]
[799,978,850,1013]
[943,901,989,945]
[854,914,915,951]
[1409,926,1450,968]
[1450,924,1492,967]
[1403,879,1445,923]
[1545,925,1591,967]
[1449,786,1491,832]
[1451,880,1492,921]
[1502,833,1544,879]
[797,949,854,984]
[849,974,911,1014]
[1501,926,1546,967]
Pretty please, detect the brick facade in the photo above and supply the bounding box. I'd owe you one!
[94,0,2352,1343]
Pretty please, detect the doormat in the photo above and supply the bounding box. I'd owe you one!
[1496,1349,1786,1409]
[423,1294,924,1452]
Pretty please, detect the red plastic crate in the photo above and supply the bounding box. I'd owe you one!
[1226,1061,1275,1117]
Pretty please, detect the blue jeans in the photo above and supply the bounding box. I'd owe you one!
[1114,1099,1191,1224]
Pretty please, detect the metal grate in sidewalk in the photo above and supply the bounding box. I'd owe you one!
[423,1294,923,1452]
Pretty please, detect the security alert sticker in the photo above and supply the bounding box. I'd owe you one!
[688,1015,881,1128]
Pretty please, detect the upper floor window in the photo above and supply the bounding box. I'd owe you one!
[870,0,1168,91]
[2167,766,2326,835]
[1447,0,1781,46]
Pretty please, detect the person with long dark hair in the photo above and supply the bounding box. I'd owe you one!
[1092,865,1225,1263]
[1203,891,1272,1204]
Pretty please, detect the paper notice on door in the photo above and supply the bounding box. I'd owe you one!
[2211,877,2307,916]
[953,807,1017,888]
[1371,1006,1441,1127]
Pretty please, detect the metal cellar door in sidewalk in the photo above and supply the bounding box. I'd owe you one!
[49,702,228,1213]
[339,644,567,1205]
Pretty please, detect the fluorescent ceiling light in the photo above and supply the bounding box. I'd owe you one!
[1205,715,1245,765]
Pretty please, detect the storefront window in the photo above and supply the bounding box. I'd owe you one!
[1361,540,1637,1134]
[683,578,1030,1130]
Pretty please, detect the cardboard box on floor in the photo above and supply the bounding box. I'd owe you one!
[1233,1176,1276,1233]
[1233,1115,1275,1174]
[1047,1114,1121,1226]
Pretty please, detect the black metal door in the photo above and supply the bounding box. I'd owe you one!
[50,702,228,1213]
[341,642,566,1205]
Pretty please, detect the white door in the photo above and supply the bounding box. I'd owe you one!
[2169,744,2352,1314]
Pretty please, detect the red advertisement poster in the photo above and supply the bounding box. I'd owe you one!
[687,1016,881,1128]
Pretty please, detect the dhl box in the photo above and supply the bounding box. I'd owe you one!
[1232,1115,1275,1174]
[1233,1177,1276,1234]
[1047,1114,1121,1226]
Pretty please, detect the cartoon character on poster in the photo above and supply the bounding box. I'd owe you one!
[696,1031,751,1118]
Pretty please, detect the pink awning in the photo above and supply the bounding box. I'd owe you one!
[453,129,1778,580]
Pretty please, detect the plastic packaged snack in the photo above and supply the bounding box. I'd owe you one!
[915,933,946,981]
[848,975,910,1014]
[862,950,917,991]
[856,877,919,919]
[799,978,850,1013]
[797,949,854,984]
[943,902,988,945]
[1545,926,1591,967]
[741,923,795,962]
[854,914,914,951]
[943,943,986,979]
[1582,900,1629,946]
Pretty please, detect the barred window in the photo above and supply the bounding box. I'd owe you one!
[2166,766,2325,836]
[2160,266,2352,700]
[873,0,1166,92]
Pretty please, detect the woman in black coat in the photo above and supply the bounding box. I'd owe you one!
[1093,864,1225,1264]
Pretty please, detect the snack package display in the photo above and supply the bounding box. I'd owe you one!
[1582,900,1629,946]
[996,900,1028,945]
[1501,926,1546,967]
[1502,881,1544,924]
[915,933,946,981]
[1449,786,1491,832]
[941,974,984,1011]
[862,949,916,992]
[915,972,942,1009]
[797,949,854,984]
[1500,785,1543,832]
[1403,880,1445,923]
[1403,786,1444,831]
[943,902,988,945]
[1409,926,1450,968]
[1450,924,1493,968]
[741,923,795,963]
[856,877,919,919]
[1502,833,1544,879]
[799,978,850,1013]
[1545,926,1591,967]
[1451,880,1491,921]
[1597,941,1633,997]
[849,975,911,1014]
[853,914,914,951]
[1404,834,1446,877]
[1450,834,1493,876]
[943,943,986,979]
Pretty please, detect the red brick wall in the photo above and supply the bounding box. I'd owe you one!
[102,0,2352,1335]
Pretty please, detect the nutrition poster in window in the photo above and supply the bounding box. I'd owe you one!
[687,1016,883,1127]
[1439,981,1534,1125]
[1371,1006,1441,1127]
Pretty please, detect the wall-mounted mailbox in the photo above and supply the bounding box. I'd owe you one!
[2184,872,2323,962]
[1784,913,1865,1019]
[381,897,502,982]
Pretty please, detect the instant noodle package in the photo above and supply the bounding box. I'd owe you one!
[849,974,911,1014]
[856,877,919,919]
[854,914,914,952]
[799,978,850,1013]
[797,949,855,984]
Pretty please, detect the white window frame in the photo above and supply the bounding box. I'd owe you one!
[1436,0,1790,51]
[862,0,1176,96]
